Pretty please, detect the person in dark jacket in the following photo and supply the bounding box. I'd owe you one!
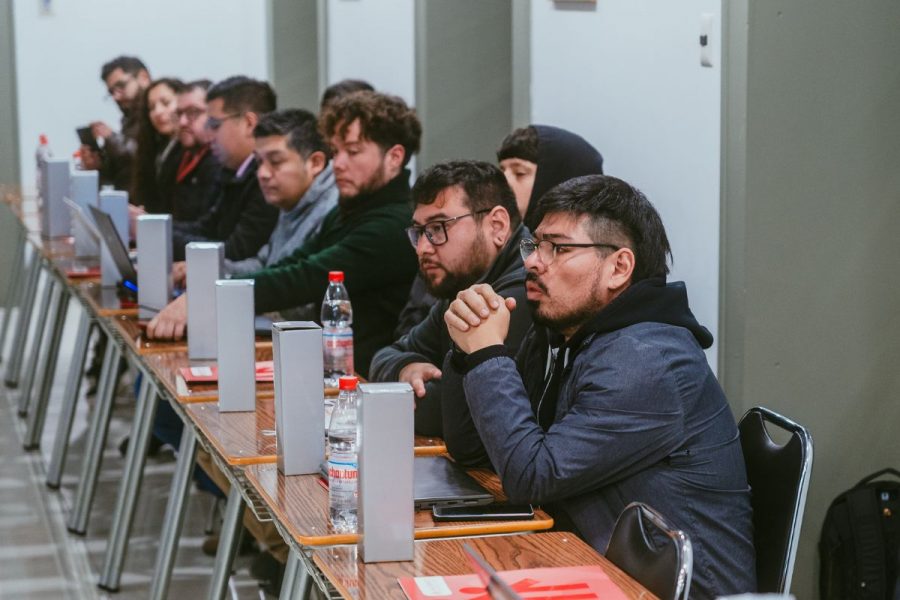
[497,124,604,231]
[147,91,420,378]
[442,175,756,599]
[369,160,532,436]
[170,76,279,261]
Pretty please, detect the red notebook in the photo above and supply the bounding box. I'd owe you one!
[66,266,101,279]
[178,360,274,384]
[398,566,629,600]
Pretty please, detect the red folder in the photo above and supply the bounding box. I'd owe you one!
[178,360,274,384]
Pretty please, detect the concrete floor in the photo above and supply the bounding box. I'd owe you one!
[0,299,268,600]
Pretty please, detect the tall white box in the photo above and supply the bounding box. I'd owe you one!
[69,170,100,257]
[272,321,325,475]
[41,158,71,239]
[136,214,172,320]
[97,191,129,287]
[357,382,414,563]
[186,243,224,359]
[215,280,255,412]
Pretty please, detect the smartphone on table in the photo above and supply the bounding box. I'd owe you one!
[432,503,534,522]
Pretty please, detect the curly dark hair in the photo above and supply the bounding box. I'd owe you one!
[321,79,374,109]
[533,175,672,283]
[496,126,538,163]
[412,160,521,229]
[319,91,421,166]
[131,78,185,211]
[100,55,148,81]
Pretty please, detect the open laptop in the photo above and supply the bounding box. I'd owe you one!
[88,204,137,289]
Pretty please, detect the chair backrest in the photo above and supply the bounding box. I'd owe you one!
[605,502,693,600]
[739,406,814,594]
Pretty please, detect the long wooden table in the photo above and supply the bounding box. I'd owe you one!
[312,531,657,599]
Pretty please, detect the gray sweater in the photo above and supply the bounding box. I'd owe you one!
[224,164,338,276]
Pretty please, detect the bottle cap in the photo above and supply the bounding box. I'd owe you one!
[328,271,344,283]
[338,375,358,390]
[39,134,48,145]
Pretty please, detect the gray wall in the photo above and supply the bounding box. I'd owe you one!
[267,0,322,112]
[721,1,900,597]
[415,0,512,170]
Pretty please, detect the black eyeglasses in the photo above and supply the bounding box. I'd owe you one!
[205,112,242,131]
[176,107,206,122]
[406,210,490,248]
[519,238,620,265]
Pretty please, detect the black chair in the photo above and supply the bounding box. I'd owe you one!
[739,406,814,594]
[605,502,692,600]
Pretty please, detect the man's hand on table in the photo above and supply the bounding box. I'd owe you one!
[399,362,442,399]
[147,294,188,340]
[444,283,515,355]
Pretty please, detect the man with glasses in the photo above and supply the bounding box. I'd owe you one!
[169,76,278,261]
[80,55,151,190]
[440,174,756,599]
[149,90,418,382]
[369,160,532,437]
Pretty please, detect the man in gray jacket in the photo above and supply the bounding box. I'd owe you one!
[442,174,756,599]
[369,160,532,436]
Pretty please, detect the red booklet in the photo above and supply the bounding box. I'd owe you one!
[398,565,628,600]
[178,360,274,384]
[66,266,101,279]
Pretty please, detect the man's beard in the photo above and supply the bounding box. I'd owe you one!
[525,271,600,334]
[337,163,391,208]
[422,233,492,299]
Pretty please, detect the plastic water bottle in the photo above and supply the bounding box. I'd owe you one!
[328,375,359,532]
[35,134,52,199]
[321,271,354,387]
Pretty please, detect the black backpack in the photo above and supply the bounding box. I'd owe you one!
[819,468,900,600]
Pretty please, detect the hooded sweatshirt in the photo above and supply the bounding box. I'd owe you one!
[441,278,756,599]
[524,125,605,230]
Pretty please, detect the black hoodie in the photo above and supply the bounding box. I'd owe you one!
[524,125,605,230]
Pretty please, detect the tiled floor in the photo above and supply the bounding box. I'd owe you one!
[0,300,269,599]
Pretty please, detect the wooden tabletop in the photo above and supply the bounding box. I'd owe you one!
[75,282,139,317]
[312,531,657,600]
[143,346,276,403]
[244,463,553,547]
[185,398,447,466]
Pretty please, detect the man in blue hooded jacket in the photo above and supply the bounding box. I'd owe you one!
[441,174,756,599]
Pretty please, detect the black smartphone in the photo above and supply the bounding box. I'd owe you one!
[432,503,534,522]
[76,126,101,151]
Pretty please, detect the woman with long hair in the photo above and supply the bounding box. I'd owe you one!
[130,77,185,213]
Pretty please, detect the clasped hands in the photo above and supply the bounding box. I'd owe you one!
[443,283,516,355]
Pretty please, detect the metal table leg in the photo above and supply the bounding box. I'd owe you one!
[279,551,302,600]
[293,560,313,599]
[0,235,25,363]
[17,269,52,415]
[24,282,70,449]
[5,250,42,388]
[149,427,198,600]
[46,311,94,488]
[98,371,159,591]
[207,485,246,600]
[66,336,121,535]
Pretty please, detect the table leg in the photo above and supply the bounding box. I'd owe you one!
[279,551,302,600]
[98,370,159,591]
[66,337,120,535]
[149,427,198,600]
[24,282,70,449]
[0,235,25,363]
[4,247,41,387]
[206,485,246,600]
[46,312,93,489]
[17,269,52,415]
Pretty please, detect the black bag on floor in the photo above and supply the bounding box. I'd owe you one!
[820,468,900,600]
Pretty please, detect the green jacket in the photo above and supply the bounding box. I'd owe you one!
[243,170,418,377]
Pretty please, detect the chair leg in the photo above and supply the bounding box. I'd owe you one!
[279,551,302,600]
[98,372,159,591]
[66,337,120,535]
[0,236,26,364]
[24,282,69,449]
[46,312,93,489]
[149,428,198,600]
